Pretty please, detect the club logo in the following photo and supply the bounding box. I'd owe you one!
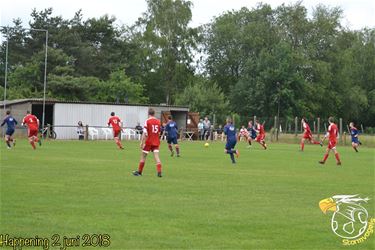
[319,194,374,245]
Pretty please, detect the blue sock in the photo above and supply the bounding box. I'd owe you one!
[230,153,235,163]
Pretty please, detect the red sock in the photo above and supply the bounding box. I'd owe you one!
[335,153,341,163]
[301,142,304,151]
[312,140,320,145]
[323,153,329,162]
[168,144,173,152]
[138,161,145,174]
[175,145,180,155]
[156,163,162,173]
[34,137,39,142]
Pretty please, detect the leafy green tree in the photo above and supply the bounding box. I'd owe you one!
[175,77,229,122]
[130,0,198,104]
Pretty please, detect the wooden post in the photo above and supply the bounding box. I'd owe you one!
[85,125,89,140]
[294,116,298,136]
[343,132,347,146]
[313,121,316,134]
[254,115,256,124]
[339,118,343,143]
[361,124,364,133]
[274,116,278,141]
[317,118,320,139]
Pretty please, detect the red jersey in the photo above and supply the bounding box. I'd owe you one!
[303,122,312,135]
[144,117,161,146]
[327,123,338,143]
[257,124,265,135]
[108,116,122,131]
[22,114,39,130]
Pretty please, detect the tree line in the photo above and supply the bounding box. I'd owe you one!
[1,0,374,126]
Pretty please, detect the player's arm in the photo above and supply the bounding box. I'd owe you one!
[0,119,5,127]
[21,117,26,126]
[14,119,18,125]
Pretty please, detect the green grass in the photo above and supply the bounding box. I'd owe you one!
[1,140,374,249]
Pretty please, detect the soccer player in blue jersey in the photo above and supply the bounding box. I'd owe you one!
[349,122,360,152]
[247,120,257,146]
[224,117,239,164]
[1,111,18,149]
[165,115,180,157]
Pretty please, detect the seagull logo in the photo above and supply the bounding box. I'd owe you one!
[319,195,370,240]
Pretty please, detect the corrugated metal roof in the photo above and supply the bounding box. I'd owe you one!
[0,98,189,109]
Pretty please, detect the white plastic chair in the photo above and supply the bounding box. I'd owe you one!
[101,128,113,140]
[88,127,99,140]
[122,128,137,140]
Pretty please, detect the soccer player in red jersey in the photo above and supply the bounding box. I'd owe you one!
[22,111,41,149]
[254,120,267,149]
[300,118,322,151]
[107,112,124,149]
[133,108,163,177]
[319,117,342,165]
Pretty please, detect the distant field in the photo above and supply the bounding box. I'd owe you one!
[1,140,374,249]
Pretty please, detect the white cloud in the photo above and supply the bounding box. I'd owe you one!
[0,0,374,30]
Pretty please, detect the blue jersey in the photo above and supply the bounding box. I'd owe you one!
[165,121,178,138]
[350,127,359,142]
[247,126,257,139]
[1,115,17,130]
[224,123,237,142]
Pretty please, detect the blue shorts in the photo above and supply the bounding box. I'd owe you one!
[352,138,359,144]
[167,137,178,144]
[6,129,15,136]
[225,140,237,150]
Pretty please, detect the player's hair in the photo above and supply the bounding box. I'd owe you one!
[148,108,155,116]
[6,110,10,115]
[302,117,307,123]
[26,110,30,114]
[111,112,115,116]
[226,117,232,123]
[168,115,172,120]
[328,117,334,123]
[349,122,354,126]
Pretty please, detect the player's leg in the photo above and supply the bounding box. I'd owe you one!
[352,141,359,152]
[319,147,331,164]
[4,134,11,148]
[113,130,123,149]
[27,129,37,149]
[261,136,267,149]
[332,148,341,165]
[174,138,180,157]
[134,150,148,176]
[300,138,305,151]
[167,137,174,156]
[152,150,162,177]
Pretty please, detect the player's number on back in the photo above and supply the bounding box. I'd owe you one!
[152,125,159,134]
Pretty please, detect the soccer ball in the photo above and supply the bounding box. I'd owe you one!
[204,143,209,147]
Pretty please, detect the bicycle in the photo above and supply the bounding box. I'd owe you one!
[40,125,57,139]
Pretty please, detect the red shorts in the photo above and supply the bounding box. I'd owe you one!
[328,140,337,149]
[256,134,265,142]
[143,145,160,153]
[28,129,38,137]
[303,133,312,139]
[113,129,121,138]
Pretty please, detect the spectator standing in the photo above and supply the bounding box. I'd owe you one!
[203,117,211,140]
[198,119,204,140]
[77,121,85,140]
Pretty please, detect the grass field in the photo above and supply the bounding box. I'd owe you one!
[0,139,374,249]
